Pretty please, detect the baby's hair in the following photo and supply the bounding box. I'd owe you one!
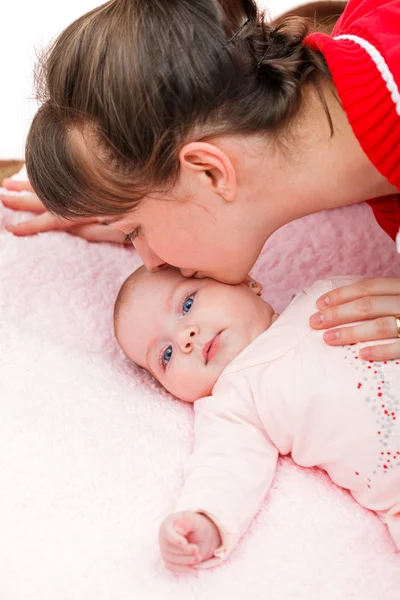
[26,0,332,220]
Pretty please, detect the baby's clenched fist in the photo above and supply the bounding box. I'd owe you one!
[159,511,221,573]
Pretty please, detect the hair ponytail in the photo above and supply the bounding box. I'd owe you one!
[216,0,333,129]
[26,0,333,220]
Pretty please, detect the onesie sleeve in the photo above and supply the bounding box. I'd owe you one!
[174,388,278,568]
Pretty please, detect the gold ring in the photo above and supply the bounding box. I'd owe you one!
[395,316,400,338]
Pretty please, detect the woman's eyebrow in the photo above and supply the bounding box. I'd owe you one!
[98,216,121,226]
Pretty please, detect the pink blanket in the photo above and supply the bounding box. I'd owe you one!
[1,182,399,600]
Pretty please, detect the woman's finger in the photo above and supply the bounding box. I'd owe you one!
[316,278,400,310]
[310,296,400,329]
[359,340,400,362]
[4,212,131,243]
[69,223,129,244]
[5,212,73,235]
[0,192,46,213]
[2,178,33,193]
[321,316,399,346]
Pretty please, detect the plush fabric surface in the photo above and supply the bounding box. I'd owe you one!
[1,178,399,600]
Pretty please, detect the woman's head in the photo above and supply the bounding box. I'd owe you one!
[26,0,332,281]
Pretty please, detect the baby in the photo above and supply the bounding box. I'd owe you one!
[114,266,400,572]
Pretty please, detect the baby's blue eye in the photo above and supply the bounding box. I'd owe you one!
[163,346,173,364]
[183,296,194,314]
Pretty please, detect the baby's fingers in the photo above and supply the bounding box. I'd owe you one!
[164,561,195,574]
[162,550,200,566]
[160,518,189,549]
[160,539,198,557]
[174,516,198,538]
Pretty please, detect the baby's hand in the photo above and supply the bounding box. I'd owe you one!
[159,511,221,573]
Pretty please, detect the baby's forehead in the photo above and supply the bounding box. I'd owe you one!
[127,267,186,308]
[136,266,184,288]
[121,269,188,352]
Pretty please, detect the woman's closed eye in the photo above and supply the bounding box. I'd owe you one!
[124,227,140,244]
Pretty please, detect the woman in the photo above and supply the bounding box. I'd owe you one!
[1,0,400,359]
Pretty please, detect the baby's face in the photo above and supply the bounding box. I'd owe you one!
[116,268,276,402]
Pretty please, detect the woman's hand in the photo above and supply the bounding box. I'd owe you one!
[0,178,127,243]
[159,511,221,573]
[310,277,400,361]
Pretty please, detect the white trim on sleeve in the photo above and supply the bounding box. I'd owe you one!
[334,34,400,116]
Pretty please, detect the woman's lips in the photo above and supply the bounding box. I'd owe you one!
[202,332,222,364]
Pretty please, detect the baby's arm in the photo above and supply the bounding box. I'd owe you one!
[159,389,278,571]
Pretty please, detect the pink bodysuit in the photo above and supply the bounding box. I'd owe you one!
[175,278,400,566]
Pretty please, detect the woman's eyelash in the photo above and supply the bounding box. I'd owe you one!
[124,228,140,243]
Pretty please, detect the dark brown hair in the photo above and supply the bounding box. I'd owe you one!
[26,0,333,220]
[276,2,347,35]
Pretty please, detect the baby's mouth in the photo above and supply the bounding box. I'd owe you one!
[202,332,222,364]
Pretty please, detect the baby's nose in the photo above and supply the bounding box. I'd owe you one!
[177,326,199,353]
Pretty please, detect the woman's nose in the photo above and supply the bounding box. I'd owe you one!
[177,325,200,353]
[133,237,168,272]
[180,269,197,278]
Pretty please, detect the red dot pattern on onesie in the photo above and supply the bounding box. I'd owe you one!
[344,346,400,489]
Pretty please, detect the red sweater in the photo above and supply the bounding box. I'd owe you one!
[304,0,400,242]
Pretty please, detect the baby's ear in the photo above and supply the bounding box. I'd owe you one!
[248,280,262,297]
[242,275,263,296]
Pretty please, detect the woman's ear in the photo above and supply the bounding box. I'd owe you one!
[179,142,237,202]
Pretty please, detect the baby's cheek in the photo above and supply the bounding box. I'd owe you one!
[174,368,215,403]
